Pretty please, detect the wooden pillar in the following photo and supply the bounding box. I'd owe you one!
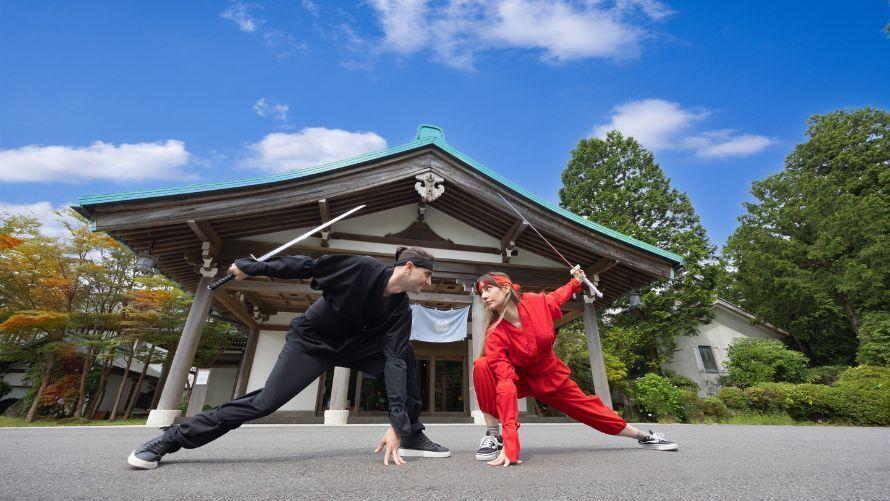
[233,323,260,399]
[324,367,350,424]
[146,273,216,426]
[469,291,487,423]
[582,295,613,409]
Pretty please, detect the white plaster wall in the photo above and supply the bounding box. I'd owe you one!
[663,306,785,396]
[0,362,30,400]
[247,204,562,268]
[247,312,320,411]
[98,374,132,412]
[204,367,238,407]
[0,369,28,400]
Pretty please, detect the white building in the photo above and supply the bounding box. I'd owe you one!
[662,299,789,396]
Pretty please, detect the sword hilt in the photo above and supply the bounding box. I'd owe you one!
[571,265,603,298]
[207,273,236,290]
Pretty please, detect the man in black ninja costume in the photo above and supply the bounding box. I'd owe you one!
[128,246,450,469]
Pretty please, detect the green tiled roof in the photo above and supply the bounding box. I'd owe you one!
[73,124,684,266]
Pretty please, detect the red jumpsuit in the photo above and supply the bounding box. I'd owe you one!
[473,278,627,463]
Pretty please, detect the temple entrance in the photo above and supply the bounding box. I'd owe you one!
[316,345,469,417]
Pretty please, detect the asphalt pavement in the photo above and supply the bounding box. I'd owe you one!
[1,423,888,500]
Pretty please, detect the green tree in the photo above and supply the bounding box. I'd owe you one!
[722,108,889,365]
[559,131,720,374]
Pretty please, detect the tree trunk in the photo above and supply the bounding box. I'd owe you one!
[73,346,96,418]
[87,352,114,419]
[124,345,154,419]
[150,341,176,409]
[836,292,861,341]
[25,351,57,423]
[108,342,136,421]
[789,333,814,360]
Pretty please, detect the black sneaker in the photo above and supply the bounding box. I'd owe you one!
[399,430,451,458]
[475,432,504,461]
[638,430,678,451]
[127,428,182,469]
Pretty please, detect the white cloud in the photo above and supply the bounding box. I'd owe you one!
[253,98,289,121]
[220,3,304,58]
[694,132,773,159]
[593,99,773,159]
[593,99,706,150]
[244,127,388,173]
[221,2,259,32]
[301,0,320,17]
[0,140,193,182]
[0,202,79,239]
[364,0,672,69]
[369,0,431,54]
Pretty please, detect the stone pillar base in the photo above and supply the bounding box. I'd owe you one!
[146,409,182,427]
[471,410,486,425]
[324,409,350,425]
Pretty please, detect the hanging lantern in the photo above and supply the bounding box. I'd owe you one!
[134,239,158,274]
[628,291,642,309]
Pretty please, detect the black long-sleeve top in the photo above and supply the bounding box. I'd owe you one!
[233,254,413,437]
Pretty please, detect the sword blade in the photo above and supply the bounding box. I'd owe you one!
[496,193,573,268]
[495,193,603,298]
[256,204,365,261]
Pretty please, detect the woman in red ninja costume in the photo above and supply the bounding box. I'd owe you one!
[472,268,678,467]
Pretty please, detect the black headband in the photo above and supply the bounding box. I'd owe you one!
[395,255,435,271]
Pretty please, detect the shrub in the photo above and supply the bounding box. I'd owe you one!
[663,371,700,392]
[833,366,890,425]
[678,390,706,423]
[806,365,851,385]
[632,373,684,421]
[0,380,11,400]
[785,384,837,422]
[831,385,890,426]
[702,396,730,420]
[835,366,890,391]
[716,386,748,411]
[744,383,792,413]
[724,338,810,388]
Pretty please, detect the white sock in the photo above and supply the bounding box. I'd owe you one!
[486,424,500,437]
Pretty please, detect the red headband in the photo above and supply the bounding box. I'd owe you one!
[476,275,521,294]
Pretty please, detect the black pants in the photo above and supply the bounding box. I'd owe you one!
[169,320,425,449]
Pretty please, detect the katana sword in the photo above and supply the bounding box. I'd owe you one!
[207,204,366,290]
[496,193,603,298]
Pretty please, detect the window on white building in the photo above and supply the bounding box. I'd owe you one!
[697,346,720,373]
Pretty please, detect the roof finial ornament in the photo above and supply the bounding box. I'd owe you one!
[415,171,445,203]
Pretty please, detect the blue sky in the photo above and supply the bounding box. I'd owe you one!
[1,1,888,250]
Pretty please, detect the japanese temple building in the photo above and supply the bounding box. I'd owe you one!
[73,125,683,426]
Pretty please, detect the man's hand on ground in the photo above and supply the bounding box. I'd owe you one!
[374,425,406,466]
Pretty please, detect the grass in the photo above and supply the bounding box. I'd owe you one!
[0,416,147,427]
[723,412,804,426]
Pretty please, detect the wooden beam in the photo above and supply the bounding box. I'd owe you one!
[318,199,331,247]
[186,219,223,257]
[221,279,473,304]
[329,231,501,255]
[587,258,619,277]
[212,290,258,329]
[258,324,290,331]
[554,308,583,328]
[500,218,528,263]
